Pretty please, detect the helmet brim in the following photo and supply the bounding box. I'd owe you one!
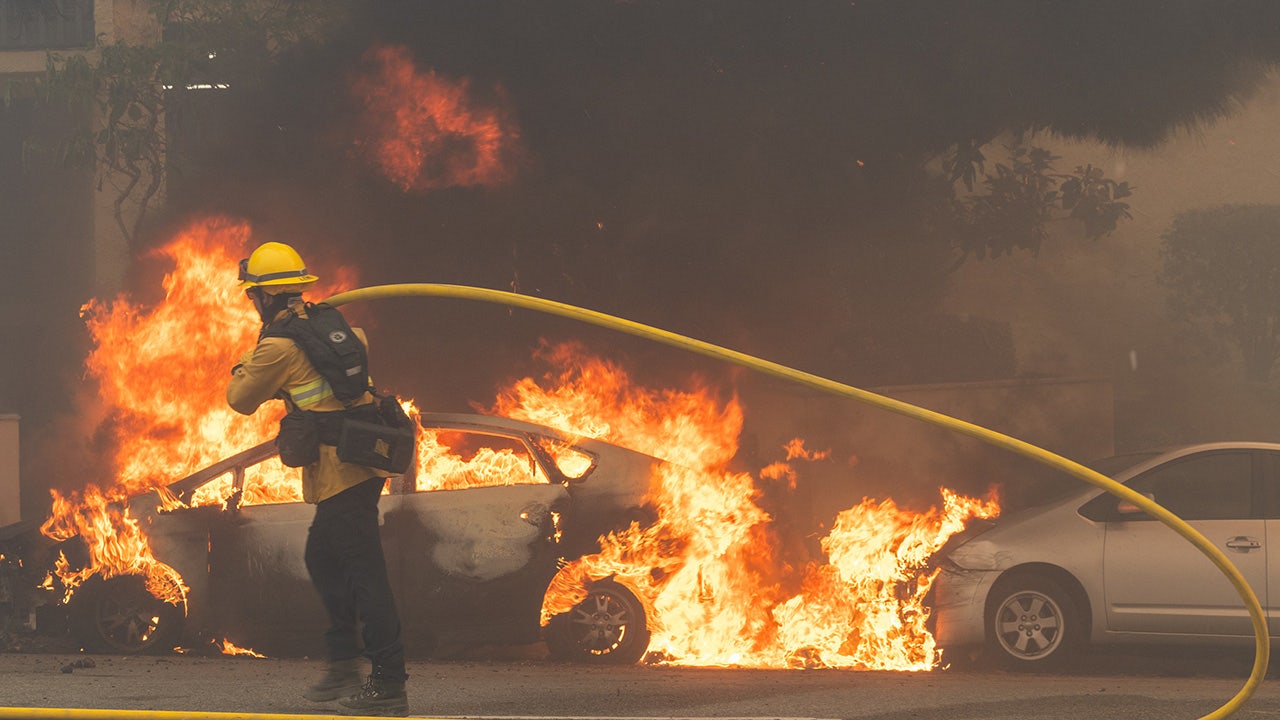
[239,274,319,289]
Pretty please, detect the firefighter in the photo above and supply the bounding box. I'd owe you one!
[227,241,409,717]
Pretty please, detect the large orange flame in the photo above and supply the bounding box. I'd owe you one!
[40,486,187,607]
[40,216,354,605]
[46,217,998,670]
[80,217,324,494]
[349,44,521,192]
[493,345,999,669]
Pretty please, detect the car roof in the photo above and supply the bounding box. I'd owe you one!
[422,411,607,448]
[1132,440,1280,454]
[998,441,1280,515]
[1099,441,1280,477]
[417,411,665,462]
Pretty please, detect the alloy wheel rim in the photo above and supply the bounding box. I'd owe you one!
[97,589,160,651]
[570,590,631,654]
[995,589,1064,660]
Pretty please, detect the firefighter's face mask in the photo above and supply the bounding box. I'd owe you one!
[245,286,274,324]
[247,286,300,325]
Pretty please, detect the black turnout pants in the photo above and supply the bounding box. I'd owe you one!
[304,476,407,682]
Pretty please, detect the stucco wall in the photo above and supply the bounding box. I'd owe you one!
[0,415,18,528]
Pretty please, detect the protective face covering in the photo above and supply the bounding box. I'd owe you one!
[248,288,300,325]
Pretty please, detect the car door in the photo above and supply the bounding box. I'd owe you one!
[1261,451,1280,637]
[381,426,569,655]
[1099,449,1267,636]
[144,501,226,648]
[203,459,327,657]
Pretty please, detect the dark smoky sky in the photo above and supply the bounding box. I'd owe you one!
[149,1,1280,404]
[8,0,1280,518]
[150,0,1280,412]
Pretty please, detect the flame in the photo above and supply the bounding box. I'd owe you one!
[48,218,999,673]
[783,438,831,462]
[769,489,999,669]
[760,440,831,490]
[349,44,521,192]
[215,638,266,658]
[495,344,1000,669]
[45,217,574,608]
[537,438,595,479]
[401,400,550,492]
[78,216,352,497]
[40,486,187,607]
[41,216,354,601]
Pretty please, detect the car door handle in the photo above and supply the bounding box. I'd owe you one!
[1225,536,1262,551]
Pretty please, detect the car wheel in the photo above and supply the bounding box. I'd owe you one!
[985,574,1081,670]
[546,579,650,664]
[71,575,185,654]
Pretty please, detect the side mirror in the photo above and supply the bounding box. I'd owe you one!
[1116,492,1156,516]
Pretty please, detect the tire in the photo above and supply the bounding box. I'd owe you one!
[546,579,650,664]
[985,574,1082,670]
[71,575,185,655]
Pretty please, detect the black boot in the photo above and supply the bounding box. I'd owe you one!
[338,675,409,717]
[303,657,363,702]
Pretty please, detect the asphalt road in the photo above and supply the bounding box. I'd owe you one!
[0,648,1278,720]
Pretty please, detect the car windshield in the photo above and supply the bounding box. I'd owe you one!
[1005,451,1165,512]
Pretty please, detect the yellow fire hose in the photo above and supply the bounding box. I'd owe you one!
[1,283,1266,720]
[325,283,1270,720]
[0,711,423,720]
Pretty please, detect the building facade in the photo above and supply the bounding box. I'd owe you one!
[0,0,160,520]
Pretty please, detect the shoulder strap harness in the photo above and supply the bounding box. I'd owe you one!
[260,302,371,408]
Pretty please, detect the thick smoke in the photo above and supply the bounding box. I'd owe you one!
[8,1,1280,517]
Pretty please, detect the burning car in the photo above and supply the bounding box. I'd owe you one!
[930,442,1280,669]
[5,412,658,663]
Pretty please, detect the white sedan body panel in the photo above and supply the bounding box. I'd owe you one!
[934,496,1104,646]
[1270,518,1280,637]
[1104,518,1266,636]
[394,484,569,583]
[932,442,1280,661]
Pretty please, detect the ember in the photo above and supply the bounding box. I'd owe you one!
[215,638,266,658]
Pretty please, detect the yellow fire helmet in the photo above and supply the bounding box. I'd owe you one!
[238,241,319,289]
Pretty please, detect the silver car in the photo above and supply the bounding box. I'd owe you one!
[931,442,1280,669]
[6,412,658,662]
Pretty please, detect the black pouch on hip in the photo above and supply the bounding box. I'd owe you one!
[277,410,320,468]
[336,395,415,474]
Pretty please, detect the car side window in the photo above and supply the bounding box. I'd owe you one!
[185,460,305,508]
[241,459,305,505]
[1259,450,1280,519]
[536,437,596,479]
[1119,451,1254,521]
[188,470,238,509]
[415,429,550,491]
